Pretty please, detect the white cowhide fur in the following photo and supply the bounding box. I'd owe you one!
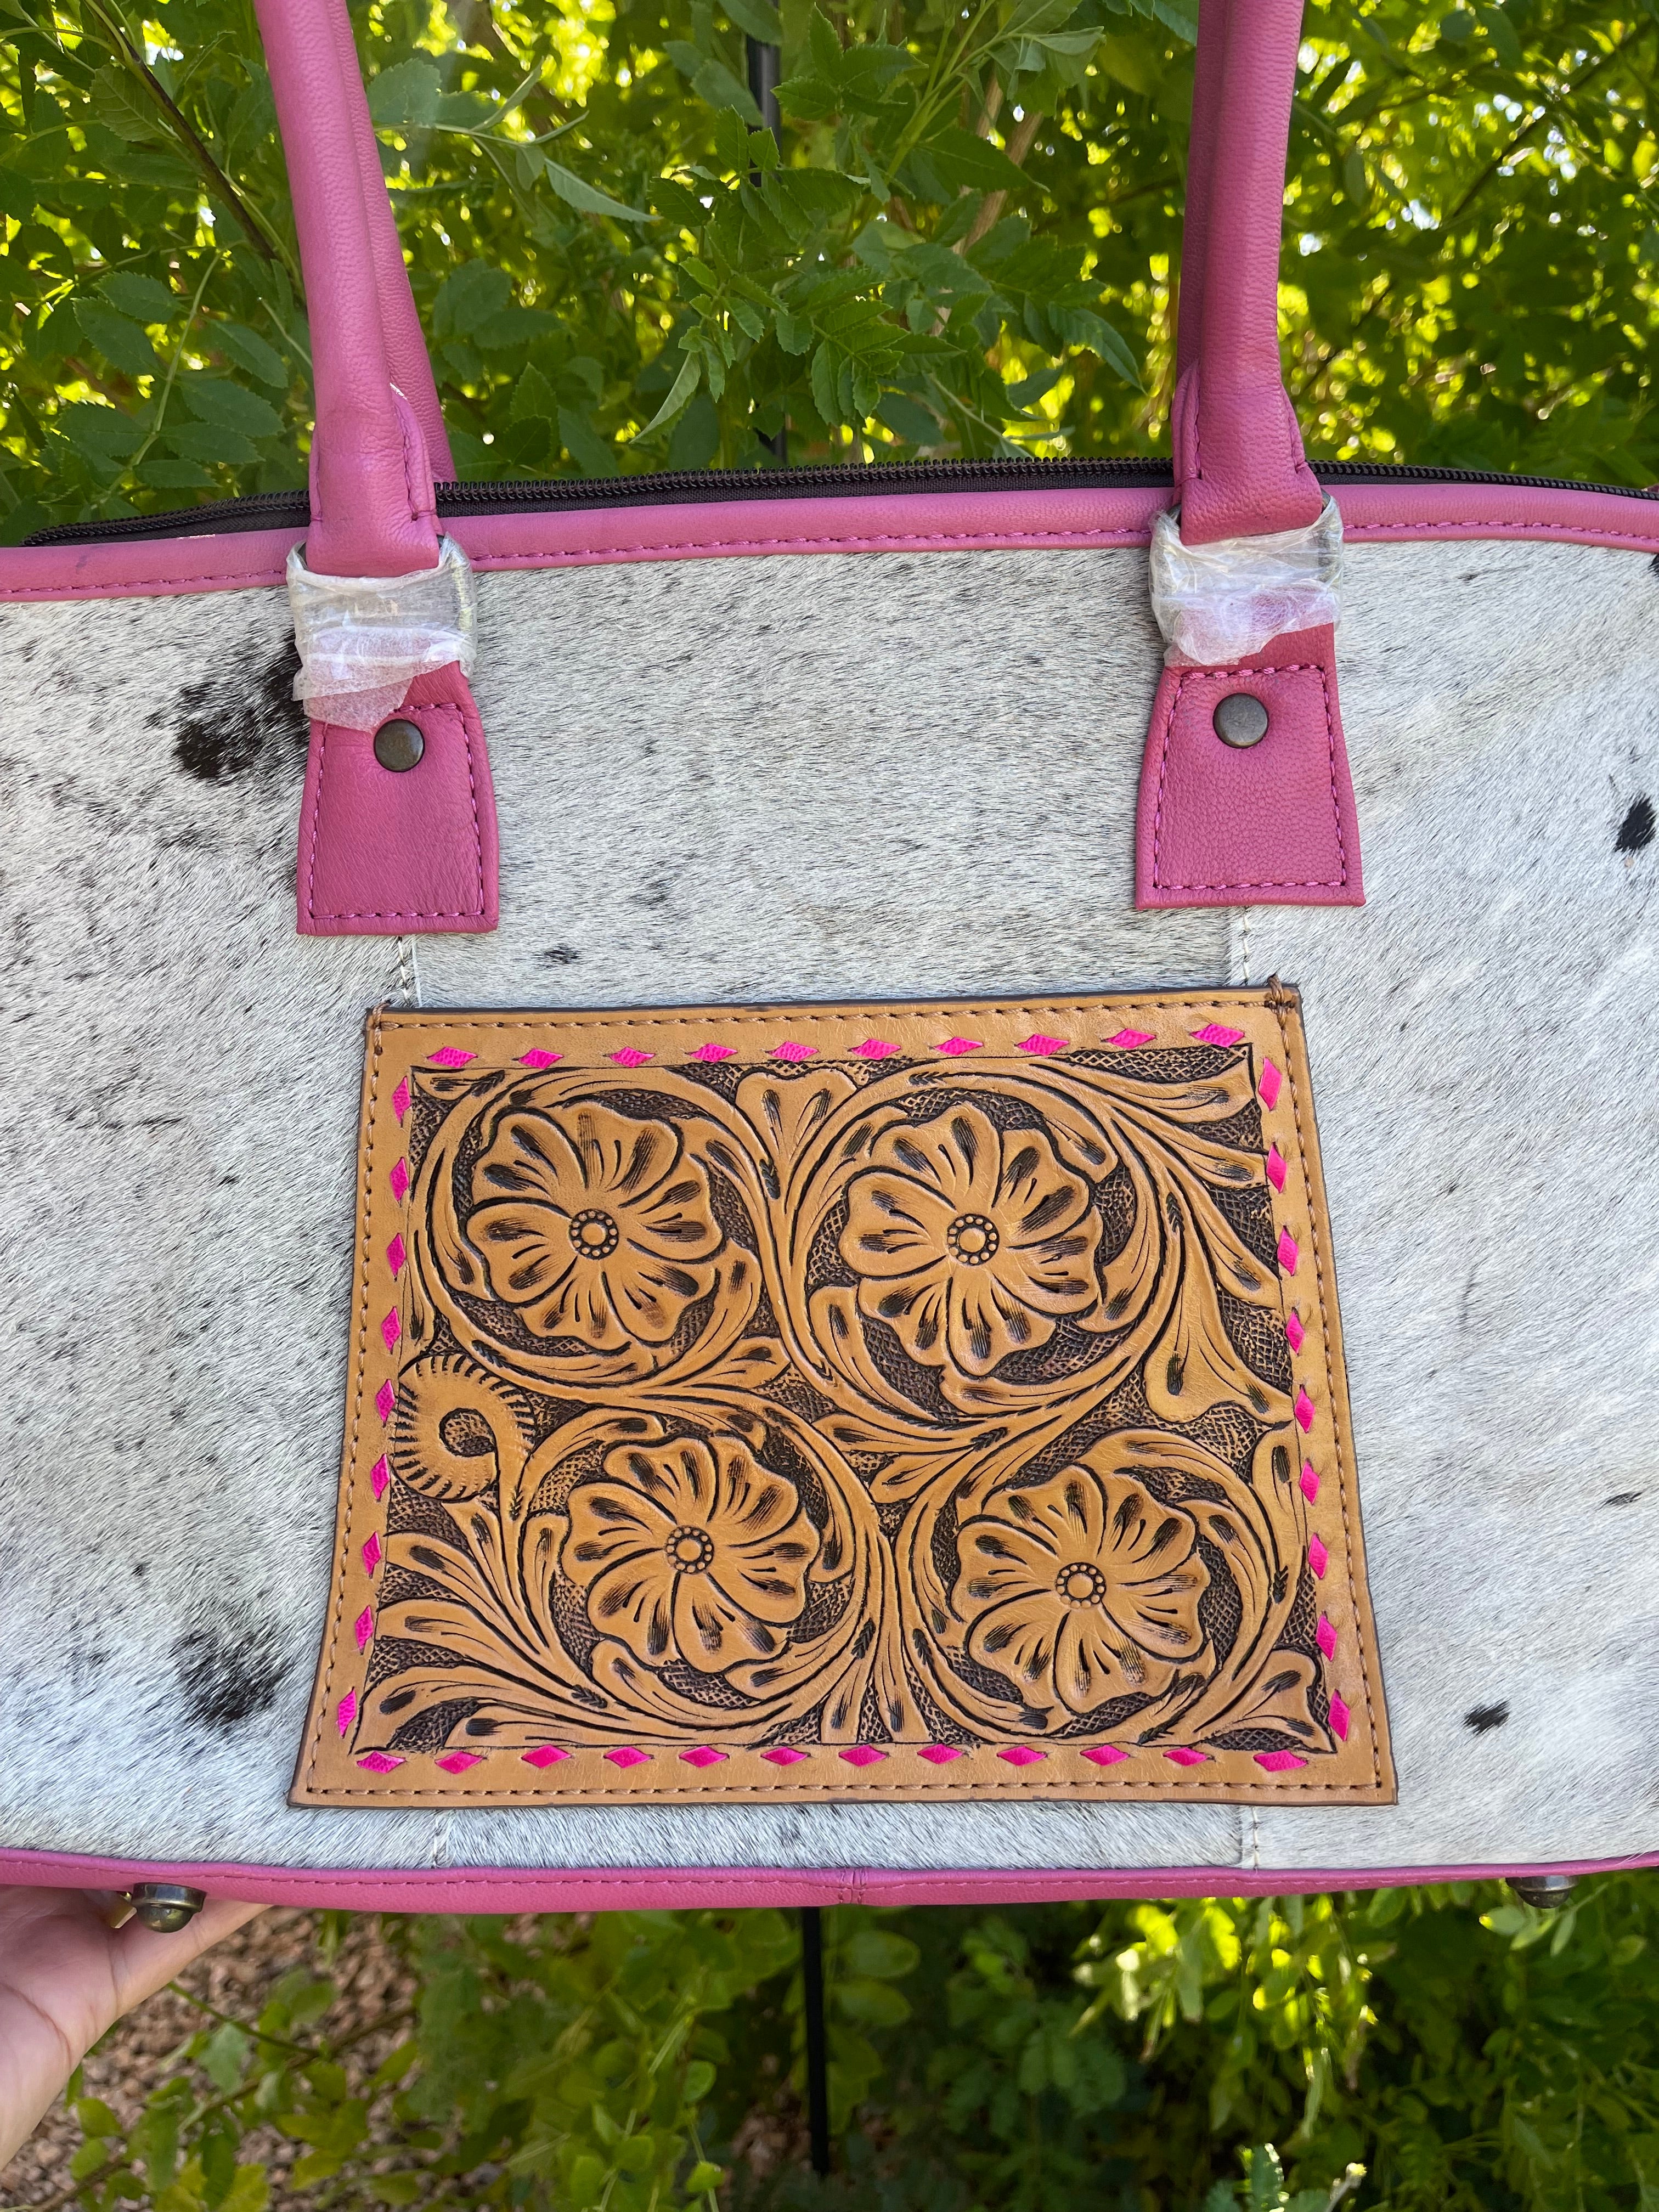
[1,533,1655,1880]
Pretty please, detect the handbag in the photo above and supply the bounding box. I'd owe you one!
[3,0,1656,1926]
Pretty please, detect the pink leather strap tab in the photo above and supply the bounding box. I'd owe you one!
[1172,0,1321,546]
[297,662,499,936]
[1134,627,1363,910]
[253,0,441,576]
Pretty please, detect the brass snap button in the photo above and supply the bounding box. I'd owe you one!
[1212,692,1269,748]
[373,717,425,772]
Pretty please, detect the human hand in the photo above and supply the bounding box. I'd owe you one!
[0,1885,266,2172]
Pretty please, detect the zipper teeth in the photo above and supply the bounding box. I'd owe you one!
[22,454,1659,548]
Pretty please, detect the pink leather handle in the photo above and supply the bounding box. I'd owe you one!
[328,0,453,484]
[252,0,444,575]
[1171,0,1322,546]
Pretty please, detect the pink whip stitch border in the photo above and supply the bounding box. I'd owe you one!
[321,1006,1364,1792]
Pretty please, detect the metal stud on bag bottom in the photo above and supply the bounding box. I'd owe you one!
[127,1882,207,1932]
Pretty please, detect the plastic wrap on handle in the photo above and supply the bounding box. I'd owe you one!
[1149,497,1342,665]
[287,534,476,730]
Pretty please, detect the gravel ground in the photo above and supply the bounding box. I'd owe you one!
[2,1909,814,2210]
[2,1909,419,2210]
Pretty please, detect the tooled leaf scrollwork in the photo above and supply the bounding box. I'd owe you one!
[353,1043,1338,1769]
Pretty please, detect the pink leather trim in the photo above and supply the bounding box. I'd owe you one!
[252,0,440,575]
[3,479,1659,603]
[1135,625,1364,910]
[1,1846,1652,1912]
[1172,0,1321,545]
[297,663,499,936]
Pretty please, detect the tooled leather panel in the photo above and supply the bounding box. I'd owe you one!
[293,991,1392,1807]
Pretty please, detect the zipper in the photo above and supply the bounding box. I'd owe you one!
[23,452,1658,549]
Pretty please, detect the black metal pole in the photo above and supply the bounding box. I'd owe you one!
[745,34,787,466]
[800,1904,831,2176]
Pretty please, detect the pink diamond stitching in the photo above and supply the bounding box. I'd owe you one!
[389,1157,410,1203]
[1255,1750,1308,1772]
[934,1036,982,1057]
[1191,1023,1245,1047]
[387,1233,407,1278]
[354,1606,374,1653]
[689,1043,736,1061]
[522,1745,570,1768]
[436,1751,484,1774]
[1317,1613,1338,1658]
[998,1746,1046,1767]
[917,1745,963,1765]
[381,1307,401,1353]
[1300,1463,1319,1503]
[1165,1747,1210,1767]
[1266,1144,1288,1193]
[771,1040,817,1061]
[1294,1387,1316,1433]
[680,1746,728,1768]
[1259,1058,1283,1108]
[336,1690,357,1737]
[1285,1309,1305,1353]
[608,1048,654,1068]
[839,1745,887,1768]
[1107,1028,1154,1050]
[375,1378,397,1422]
[762,1746,809,1765]
[362,1532,382,1577]
[1082,1745,1128,1767]
[1329,1694,1351,1741]
[1308,1533,1329,1578]
[605,1746,650,1768]
[392,1077,410,1124]
[1277,1228,1300,1274]
[1015,1034,1069,1056]
[370,1453,391,1500]
[850,1037,899,1059]
[429,1046,477,1069]
[357,1751,403,1773]
[519,1048,562,1069]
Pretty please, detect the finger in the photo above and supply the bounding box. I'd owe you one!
[107,1895,268,2018]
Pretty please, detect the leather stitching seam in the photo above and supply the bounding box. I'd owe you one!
[1149,659,1347,894]
[302,1016,380,1793]
[302,698,486,926]
[10,515,1659,602]
[1272,994,1382,1792]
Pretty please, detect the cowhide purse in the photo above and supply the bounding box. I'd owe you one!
[2,0,1654,1925]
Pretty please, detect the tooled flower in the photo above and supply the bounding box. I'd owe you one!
[469,1102,720,1351]
[955,1453,1209,1716]
[561,1434,821,1672]
[838,1104,1101,1376]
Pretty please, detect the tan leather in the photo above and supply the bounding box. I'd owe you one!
[294,991,1393,1807]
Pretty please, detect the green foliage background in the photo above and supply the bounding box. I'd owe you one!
[47,1878,1659,2210]
[9,3,1659,2206]
[4,0,1659,537]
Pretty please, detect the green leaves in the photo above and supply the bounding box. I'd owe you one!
[7,0,1659,530]
[720,0,783,41]
[73,297,161,376]
[537,156,654,223]
[366,54,444,128]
